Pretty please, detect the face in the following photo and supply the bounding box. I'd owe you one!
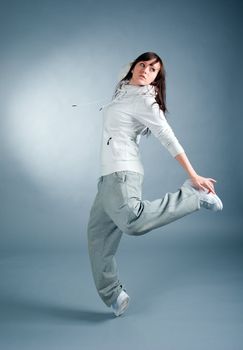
[129,58,161,86]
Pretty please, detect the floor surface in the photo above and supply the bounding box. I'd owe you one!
[0,228,242,350]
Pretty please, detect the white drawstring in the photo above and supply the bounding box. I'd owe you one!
[72,80,156,111]
[71,98,110,108]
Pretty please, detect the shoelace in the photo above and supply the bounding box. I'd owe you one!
[200,200,213,209]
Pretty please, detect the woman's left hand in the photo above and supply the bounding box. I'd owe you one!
[190,175,217,194]
[174,152,217,194]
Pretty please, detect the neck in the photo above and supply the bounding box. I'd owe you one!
[128,80,145,87]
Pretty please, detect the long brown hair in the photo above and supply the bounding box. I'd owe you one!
[119,52,168,137]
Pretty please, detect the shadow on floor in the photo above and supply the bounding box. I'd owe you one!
[0,292,114,324]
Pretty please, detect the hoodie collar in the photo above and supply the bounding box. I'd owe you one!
[113,79,156,98]
[99,79,157,111]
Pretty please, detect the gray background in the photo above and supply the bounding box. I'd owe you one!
[0,0,242,349]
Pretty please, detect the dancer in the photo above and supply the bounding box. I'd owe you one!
[87,52,223,317]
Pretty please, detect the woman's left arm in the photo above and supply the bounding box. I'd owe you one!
[175,152,217,194]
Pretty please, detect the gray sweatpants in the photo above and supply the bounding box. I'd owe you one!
[87,170,200,307]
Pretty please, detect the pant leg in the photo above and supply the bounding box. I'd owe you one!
[101,171,201,236]
[87,170,200,307]
[87,178,126,307]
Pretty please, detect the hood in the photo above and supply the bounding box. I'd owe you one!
[99,79,157,111]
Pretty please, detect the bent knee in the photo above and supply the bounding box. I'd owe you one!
[123,226,138,236]
[123,222,148,236]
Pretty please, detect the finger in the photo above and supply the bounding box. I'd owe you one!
[209,178,217,183]
[208,183,215,192]
[210,186,216,194]
[206,181,216,193]
[200,185,207,192]
[206,184,215,194]
[208,183,215,189]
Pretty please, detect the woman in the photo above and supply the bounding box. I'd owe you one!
[87,52,223,317]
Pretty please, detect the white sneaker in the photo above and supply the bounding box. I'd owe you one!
[111,290,130,317]
[182,179,223,211]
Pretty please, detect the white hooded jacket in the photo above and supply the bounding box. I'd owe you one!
[99,79,185,176]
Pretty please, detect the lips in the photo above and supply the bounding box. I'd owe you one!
[139,75,146,79]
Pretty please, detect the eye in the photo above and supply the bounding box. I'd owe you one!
[150,67,156,72]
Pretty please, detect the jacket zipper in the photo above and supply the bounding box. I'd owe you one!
[107,137,112,145]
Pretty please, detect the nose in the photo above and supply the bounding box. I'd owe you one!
[141,65,149,75]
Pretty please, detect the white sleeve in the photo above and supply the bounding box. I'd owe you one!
[134,96,185,157]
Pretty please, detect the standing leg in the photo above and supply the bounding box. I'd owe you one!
[87,181,125,307]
